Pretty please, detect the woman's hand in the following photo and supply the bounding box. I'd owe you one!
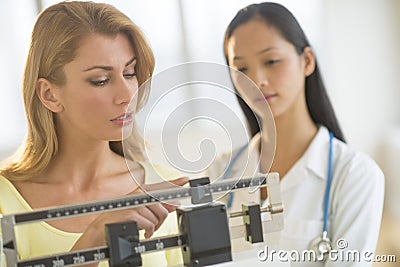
[71,177,189,250]
[140,177,189,213]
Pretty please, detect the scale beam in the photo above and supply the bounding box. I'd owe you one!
[1,173,284,267]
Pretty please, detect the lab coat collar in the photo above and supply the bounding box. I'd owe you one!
[248,126,330,189]
[278,126,330,193]
[304,126,331,180]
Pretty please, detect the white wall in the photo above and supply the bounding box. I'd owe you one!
[322,0,400,157]
[322,0,400,218]
[0,1,37,160]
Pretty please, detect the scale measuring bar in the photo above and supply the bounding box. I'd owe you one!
[4,174,272,225]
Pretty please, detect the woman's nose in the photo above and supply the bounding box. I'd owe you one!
[251,69,269,90]
[114,76,138,105]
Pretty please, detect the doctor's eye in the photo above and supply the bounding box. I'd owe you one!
[237,67,248,73]
[264,59,280,66]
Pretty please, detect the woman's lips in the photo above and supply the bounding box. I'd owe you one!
[111,112,134,126]
[256,94,277,103]
[265,94,277,102]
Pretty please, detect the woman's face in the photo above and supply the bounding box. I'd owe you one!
[227,19,311,119]
[56,33,138,141]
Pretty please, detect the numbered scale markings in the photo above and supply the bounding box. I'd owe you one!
[18,235,186,267]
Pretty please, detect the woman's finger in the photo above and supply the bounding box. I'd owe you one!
[130,212,156,239]
[161,200,180,213]
[136,206,159,227]
[146,204,169,230]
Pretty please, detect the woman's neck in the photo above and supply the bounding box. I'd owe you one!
[36,135,127,190]
[260,99,317,179]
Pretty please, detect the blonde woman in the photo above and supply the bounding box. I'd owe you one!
[0,2,187,266]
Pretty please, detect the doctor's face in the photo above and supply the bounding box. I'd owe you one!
[226,19,310,119]
[55,33,138,142]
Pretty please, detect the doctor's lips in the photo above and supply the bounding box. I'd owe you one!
[110,111,134,126]
[256,93,277,103]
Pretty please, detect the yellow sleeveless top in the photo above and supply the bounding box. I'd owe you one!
[0,162,183,267]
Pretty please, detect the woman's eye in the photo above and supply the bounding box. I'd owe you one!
[90,78,109,87]
[123,72,137,79]
[237,67,247,73]
[265,59,280,65]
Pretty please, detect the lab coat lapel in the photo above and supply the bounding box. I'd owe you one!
[279,126,330,193]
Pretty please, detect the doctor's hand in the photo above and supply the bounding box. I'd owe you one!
[71,177,189,251]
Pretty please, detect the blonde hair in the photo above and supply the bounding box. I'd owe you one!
[1,1,154,181]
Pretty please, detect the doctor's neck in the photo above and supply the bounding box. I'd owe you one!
[262,103,317,178]
[275,114,316,148]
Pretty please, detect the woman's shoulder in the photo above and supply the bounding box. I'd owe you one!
[333,138,384,186]
[0,174,32,214]
[0,174,18,195]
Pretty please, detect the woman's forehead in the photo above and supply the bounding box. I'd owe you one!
[227,21,288,59]
[71,33,136,68]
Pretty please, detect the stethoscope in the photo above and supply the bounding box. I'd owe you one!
[309,131,334,259]
[222,130,334,258]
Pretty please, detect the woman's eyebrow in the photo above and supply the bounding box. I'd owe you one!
[83,65,113,72]
[233,47,277,61]
[83,57,136,72]
[125,56,136,67]
[257,47,276,55]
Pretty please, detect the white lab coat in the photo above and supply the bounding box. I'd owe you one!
[204,126,384,266]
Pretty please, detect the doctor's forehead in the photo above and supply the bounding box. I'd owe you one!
[226,20,288,61]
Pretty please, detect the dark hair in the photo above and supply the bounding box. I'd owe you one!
[223,2,345,142]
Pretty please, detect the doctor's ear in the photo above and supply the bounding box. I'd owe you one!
[302,47,316,77]
[36,78,64,113]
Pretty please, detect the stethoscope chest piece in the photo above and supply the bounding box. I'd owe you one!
[310,230,332,261]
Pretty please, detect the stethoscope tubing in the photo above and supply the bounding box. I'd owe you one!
[323,131,334,232]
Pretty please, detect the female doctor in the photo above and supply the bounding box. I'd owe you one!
[204,3,384,266]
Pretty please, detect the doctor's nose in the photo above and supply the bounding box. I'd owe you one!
[249,69,269,90]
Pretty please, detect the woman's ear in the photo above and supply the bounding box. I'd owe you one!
[36,78,64,113]
[303,47,316,77]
